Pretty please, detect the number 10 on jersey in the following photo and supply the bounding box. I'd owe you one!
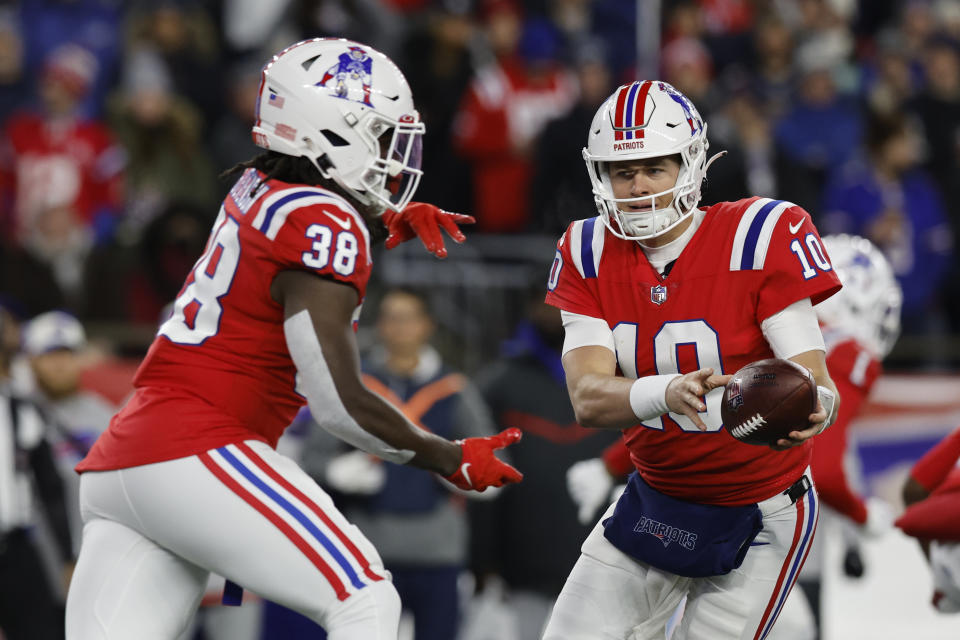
[613,319,726,432]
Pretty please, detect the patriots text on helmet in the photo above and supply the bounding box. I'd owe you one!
[613,140,645,151]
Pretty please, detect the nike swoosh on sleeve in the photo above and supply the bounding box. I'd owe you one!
[460,462,472,487]
[325,211,352,230]
[788,220,803,234]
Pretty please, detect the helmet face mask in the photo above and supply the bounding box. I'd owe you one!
[816,234,903,358]
[583,81,715,241]
[252,38,425,214]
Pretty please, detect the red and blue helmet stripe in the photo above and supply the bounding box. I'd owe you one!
[613,81,653,141]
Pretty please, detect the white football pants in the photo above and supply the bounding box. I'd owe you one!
[542,478,819,640]
[65,440,400,640]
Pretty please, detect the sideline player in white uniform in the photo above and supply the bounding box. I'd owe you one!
[768,235,902,640]
[540,80,841,640]
[64,39,522,640]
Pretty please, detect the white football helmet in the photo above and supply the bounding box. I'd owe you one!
[816,234,903,358]
[252,38,424,214]
[583,81,722,241]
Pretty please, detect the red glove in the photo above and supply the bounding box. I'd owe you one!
[382,202,475,258]
[445,428,523,492]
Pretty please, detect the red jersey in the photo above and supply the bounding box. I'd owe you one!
[1,112,123,238]
[808,330,882,524]
[545,197,841,505]
[79,169,373,471]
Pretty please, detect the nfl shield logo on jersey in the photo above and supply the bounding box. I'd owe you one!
[650,285,668,306]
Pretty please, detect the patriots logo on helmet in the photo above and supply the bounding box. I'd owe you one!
[317,46,374,106]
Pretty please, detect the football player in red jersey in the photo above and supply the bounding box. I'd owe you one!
[768,234,902,639]
[567,234,905,639]
[540,80,841,640]
[898,426,960,612]
[64,39,521,640]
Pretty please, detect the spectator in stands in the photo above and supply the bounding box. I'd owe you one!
[749,13,796,119]
[774,39,861,217]
[0,305,74,640]
[17,0,124,119]
[701,74,778,204]
[822,113,952,335]
[862,29,922,117]
[911,35,960,331]
[911,36,960,234]
[399,1,478,213]
[124,2,223,130]
[298,287,500,640]
[107,47,216,241]
[0,8,28,124]
[531,42,613,234]
[662,36,721,120]
[468,289,620,639]
[453,5,576,232]
[0,43,125,308]
[22,311,114,554]
[209,59,262,191]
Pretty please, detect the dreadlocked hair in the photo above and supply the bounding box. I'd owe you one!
[220,151,388,244]
[220,151,330,194]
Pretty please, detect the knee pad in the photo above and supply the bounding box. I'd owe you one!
[325,580,401,640]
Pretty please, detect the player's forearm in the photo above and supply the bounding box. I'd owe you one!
[343,390,461,475]
[568,372,644,429]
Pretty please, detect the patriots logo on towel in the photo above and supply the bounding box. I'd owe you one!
[651,284,668,306]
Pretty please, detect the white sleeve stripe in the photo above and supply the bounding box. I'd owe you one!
[751,200,793,270]
[570,220,586,279]
[265,195,337,239]
[253,186,369,246]
[729,198,772,270]
[590,216,605,278]
[731,198,798,270]
[252,187,319,230]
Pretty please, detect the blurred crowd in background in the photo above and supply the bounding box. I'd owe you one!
[0,0,958,369]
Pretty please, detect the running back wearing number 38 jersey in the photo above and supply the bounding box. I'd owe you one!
[65,38,521,640]
[78,169,373,471]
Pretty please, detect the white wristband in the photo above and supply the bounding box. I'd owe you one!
[629,375,680,421]
[816,385,837,433]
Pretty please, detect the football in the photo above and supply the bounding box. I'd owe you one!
[721,359,817,446]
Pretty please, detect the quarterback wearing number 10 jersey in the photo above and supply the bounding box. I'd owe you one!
[78,168,373,472]
[545,196,841,506]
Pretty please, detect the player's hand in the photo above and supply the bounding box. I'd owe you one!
[665,368,732,431]
[567,458,614,524]
[445,428,523,492]
[382,202,475,258]
[772,385,836,450]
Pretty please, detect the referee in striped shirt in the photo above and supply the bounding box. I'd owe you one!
[0,305,73,640]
